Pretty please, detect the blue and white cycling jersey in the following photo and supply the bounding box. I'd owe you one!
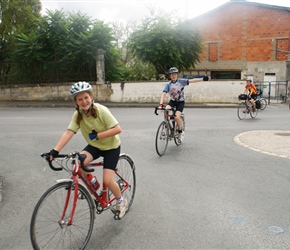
[163,78,189,101]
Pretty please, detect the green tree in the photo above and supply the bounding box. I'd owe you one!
[11,9,124,83]
[128,14,203,77]
[0,0,42,83]
[10,32,49,82]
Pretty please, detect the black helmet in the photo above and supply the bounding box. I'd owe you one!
[168,67,178,74]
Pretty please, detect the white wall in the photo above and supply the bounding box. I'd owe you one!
[110,80,246,103]
[0,80,248,103]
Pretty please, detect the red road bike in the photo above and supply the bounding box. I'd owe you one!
[30,151,136,250]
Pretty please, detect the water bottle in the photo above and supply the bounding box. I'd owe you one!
[247,103,252,108]
[87,174,100,191]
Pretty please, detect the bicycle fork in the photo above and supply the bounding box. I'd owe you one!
[59,175,79,227]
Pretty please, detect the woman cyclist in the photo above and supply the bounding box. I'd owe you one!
[243,78,258,112]
[48,81,127,218]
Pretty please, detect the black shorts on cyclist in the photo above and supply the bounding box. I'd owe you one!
[167,100,185,113]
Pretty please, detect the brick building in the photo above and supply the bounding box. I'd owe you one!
[187,0,290,83]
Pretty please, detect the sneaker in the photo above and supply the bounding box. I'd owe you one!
[115,198,128,219]
[178,131,185,141]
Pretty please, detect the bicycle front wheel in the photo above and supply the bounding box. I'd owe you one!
[260,98,267,110]
[30,181,94,250]
[237,103,247,120]
[155,121,169,156]
[109,154,136,216]
[250,108,258,118]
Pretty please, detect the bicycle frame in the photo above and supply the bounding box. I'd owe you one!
[155,107,177,138]
[31,151,136,249]
[86,162,129,207]
[165,115,176,138]
[51,153,130,224]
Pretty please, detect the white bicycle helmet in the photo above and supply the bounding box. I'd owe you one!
[70,82,92,97]
[168,67,179,74]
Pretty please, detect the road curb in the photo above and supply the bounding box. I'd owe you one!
[234,130,290,159]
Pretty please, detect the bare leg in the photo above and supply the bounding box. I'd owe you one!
[81,150,121,198]
[251,99,256,110]
[164,104,171,120]
[80,151,94,175]
[103,169,121,198]
[175,110,182,131]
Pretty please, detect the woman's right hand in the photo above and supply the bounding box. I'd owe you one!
[49,149,59,160]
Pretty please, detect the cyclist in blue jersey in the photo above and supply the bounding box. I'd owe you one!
[158,67,210,141]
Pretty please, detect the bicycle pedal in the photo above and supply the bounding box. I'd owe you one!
[114,211,121,220]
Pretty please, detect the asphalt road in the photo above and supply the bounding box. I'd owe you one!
[0,105,290,249]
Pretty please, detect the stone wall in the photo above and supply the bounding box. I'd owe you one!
[0,83,112,102]
[0,80,287,104]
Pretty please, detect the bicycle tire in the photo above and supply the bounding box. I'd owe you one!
[109,154,136,215]
[174,114,185,146]
[155,121,169,156]
[181,113,185,131]
[250,107,258,118]
[259,98,267,110]
[30,181,94,250]
[237,103,247,120]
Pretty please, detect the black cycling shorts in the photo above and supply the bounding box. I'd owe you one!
[83,144,120,170]
[167,100,185,113]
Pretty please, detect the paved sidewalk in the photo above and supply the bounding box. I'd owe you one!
[234,130,290,159]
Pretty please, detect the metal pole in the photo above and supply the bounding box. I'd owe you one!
[268,81,271,105]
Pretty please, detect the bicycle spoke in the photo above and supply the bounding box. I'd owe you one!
[155,121,169,156]
[260,98,267,110]
[30,182,94,250]
[237,103,247,120]
[110,154,136,216]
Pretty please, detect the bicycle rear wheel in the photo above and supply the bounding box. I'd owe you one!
[155,121,169,156]
[110,154,136,215]
[174,114,185,146]
[259,98,267,110]
[237,103,247,120]
[181,113,185,131]
[30,181,94,250]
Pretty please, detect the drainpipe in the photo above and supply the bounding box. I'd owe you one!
[286,32,289,100]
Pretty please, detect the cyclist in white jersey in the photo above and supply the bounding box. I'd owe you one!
[158,67,210,141]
